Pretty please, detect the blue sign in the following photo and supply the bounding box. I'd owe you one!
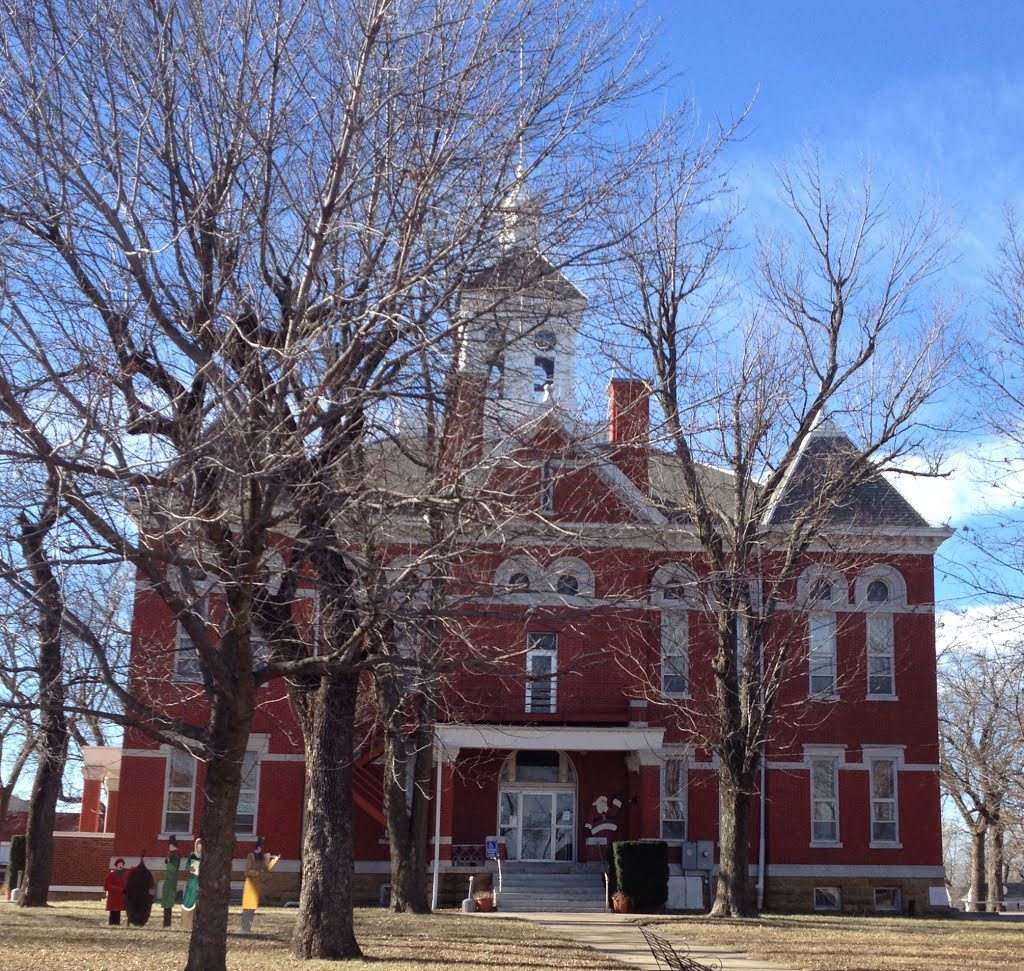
[484,838,498,859]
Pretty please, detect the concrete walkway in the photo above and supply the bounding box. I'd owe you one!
[498,912,802,971]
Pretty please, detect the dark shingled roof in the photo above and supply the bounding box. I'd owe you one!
[765,424,929,529]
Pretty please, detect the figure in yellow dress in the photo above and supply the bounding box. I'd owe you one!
[240,836,280,934]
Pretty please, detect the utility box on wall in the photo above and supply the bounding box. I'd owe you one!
[696,841,715,869]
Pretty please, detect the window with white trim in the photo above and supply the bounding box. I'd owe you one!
[810,756,839,844]
[175,596,207,681]
[865,578,895,698]
[163,747,196,834]
[661,612,689,697]
[813,887,841,911]
[540,460,555,512]
[866,613,895,697]
[661,757,687,840]
[526,633,557,713]
[809,613,837,697]
[869,758,899,844]
[235,749,260,834]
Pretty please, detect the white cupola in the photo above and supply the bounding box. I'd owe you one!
[458,174,586,425]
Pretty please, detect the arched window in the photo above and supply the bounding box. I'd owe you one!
[855,567,905,699]
[651,564,698,607]
[556,574,579,596]
[547,557,595,598]
[494,557,543,598]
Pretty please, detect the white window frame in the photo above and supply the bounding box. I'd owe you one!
[174,596,208,682]
[868,756,901,847]
[540,460,555,513]
[809,755,840,846]
[661,611,689,698]
[808,612,837,698]
[162,746,197,836]
[660,756,687,841]
[866,614,896,698]
[526,633,557,713]
[813,886,841,911]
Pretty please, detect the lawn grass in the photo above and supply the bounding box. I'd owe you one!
[2,902,1022,971]
[654,912,1024,971]
[0,902,629,971]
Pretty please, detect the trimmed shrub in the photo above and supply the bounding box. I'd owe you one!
[6,834,26,890]
[612,840,669,913]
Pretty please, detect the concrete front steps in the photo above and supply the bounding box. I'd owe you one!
[496,870,608,913]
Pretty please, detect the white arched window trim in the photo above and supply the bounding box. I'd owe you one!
[796,566,849,608]
[494,556,545,595]
[546,556,596,598]
[854,566,907,608]
[650,563,700,607]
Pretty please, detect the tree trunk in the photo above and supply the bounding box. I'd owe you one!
[968,825,987,912]
[290,670,361,959]
[711,772,755,917]
[986,818,1004,913]
[18,509,68,908]
[384,723,434,914]
[184,683,253,971]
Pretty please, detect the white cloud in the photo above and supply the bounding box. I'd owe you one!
[936,603,1024,655]
[886,438,1024,527]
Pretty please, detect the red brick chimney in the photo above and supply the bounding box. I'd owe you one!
[607,379,649,493]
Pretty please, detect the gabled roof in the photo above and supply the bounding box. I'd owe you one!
[463,248,585,304]
[763,419,929,529]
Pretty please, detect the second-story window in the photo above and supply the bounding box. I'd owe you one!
[808,613,837,697]
[661,612,689,697]
[175,596,208,682]
[526,632,557,713]
[163,747,196,834]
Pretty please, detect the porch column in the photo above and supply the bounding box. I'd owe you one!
[634,751,662,840]
[79,766,105,833]
[103,773,120,833]
[431,742,459,911]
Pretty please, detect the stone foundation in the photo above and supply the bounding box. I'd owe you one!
[764,876,949,915]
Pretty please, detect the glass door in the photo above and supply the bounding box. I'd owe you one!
[498,790,575,861]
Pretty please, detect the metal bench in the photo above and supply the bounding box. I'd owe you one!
[639,925,722,971]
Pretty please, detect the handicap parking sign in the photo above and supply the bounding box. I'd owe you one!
[484,838,498,859]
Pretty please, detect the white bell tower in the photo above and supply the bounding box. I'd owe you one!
[458,176,586,425]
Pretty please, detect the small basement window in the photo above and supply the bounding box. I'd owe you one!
[874,887,901,912]
[813,887,841,911]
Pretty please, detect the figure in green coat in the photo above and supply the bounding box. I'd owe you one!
[180,838,202,930]
[160,837,181,928]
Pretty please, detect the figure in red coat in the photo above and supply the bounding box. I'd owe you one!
[103,858,127,926]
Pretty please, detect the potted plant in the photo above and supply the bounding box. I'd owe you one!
[473,891,496,912]
[611,891,631,913]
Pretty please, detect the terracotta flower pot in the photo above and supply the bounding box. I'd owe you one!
[611,894,631,913]
[474,895,495,912]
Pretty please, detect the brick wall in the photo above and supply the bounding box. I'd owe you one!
[49,833,116,897]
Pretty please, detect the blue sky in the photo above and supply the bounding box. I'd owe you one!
[641,1,1024,637]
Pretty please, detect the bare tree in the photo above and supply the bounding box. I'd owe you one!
[599,139,956,916]
[0,0,655,964]
[939,647,1024,912]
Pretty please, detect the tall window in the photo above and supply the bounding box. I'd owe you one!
[526,633,557,713]
[870,759,899,844]
[235,749,260,834]
[810,756,839,844]
[808,613,837,696]
[540,460,555,513]
[163,747,196,834]
[661,613,689,697]
[175,596,207,681]
[661,757,687,840]
[534,356,554,399]
[866,579,895,697]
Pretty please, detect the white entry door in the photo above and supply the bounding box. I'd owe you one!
[499,790,575,861]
